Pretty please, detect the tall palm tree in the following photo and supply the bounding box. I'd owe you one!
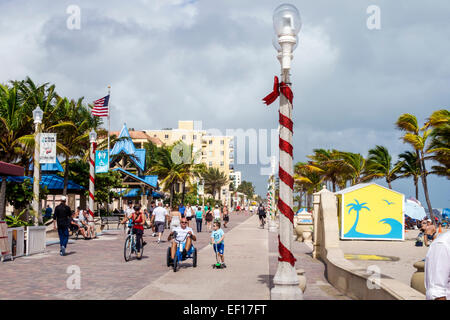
[366,145,402,189]
[307,149,342,192]
[397,151,421,200]
[202,167,229,201]
[396,113,434,222]
[0,82,31,218]
[294,162,324,209]
[336,151,370,186]
[426,110,450,178]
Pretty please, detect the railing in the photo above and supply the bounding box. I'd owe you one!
[26,226,46,256]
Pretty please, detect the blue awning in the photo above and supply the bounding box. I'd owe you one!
[119,188,165,198]
[28,158,64,172]
[1,174,84,190]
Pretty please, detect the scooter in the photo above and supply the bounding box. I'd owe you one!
[212,243,225,269]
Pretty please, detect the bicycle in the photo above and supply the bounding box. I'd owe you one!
[167,231,197,272]
[124,223,144,262]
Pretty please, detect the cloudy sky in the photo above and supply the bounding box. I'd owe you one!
[1,0,449,207]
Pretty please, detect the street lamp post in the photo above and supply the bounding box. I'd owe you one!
[270,3,303,300]
[32,106,43,225]
[89,130,97,218]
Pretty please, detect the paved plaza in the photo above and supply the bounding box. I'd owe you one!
[0,211,351,300]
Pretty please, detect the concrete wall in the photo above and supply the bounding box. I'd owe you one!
[313,188,425,300]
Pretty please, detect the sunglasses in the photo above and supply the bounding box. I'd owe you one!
[181,222,187,224]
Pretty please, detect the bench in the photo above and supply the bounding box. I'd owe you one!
[100,216,122,230]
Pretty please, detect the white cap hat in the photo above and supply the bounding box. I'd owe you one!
[61,196,67,201]
[427,219,432,222]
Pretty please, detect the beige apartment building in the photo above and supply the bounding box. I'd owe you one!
[145,121,235,201]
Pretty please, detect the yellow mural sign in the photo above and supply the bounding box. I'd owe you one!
[337,183,404,240]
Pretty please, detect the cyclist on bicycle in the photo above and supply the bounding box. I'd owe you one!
[167,217,196,261]
[121,204,146,259]
[257,203,266,227]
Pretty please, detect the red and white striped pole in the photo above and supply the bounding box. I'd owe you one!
[89,130,97,217]
[266,3,303,300]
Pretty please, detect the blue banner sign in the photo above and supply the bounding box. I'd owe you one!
[95,150,109,173]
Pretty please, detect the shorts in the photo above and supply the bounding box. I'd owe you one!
[186,216,192,221]
[70,224,79,232]
[427,234,435,240]
[213,242,224,255]
[223,215,229,222]
[155,221,165,233]
[259,214,266,219]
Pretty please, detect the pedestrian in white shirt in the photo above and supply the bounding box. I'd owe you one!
[151,202,168,243]
[425,231,450,300]
[213,205,221,222]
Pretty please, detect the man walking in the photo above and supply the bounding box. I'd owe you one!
[151,201,168,244]
[53,196,72,256]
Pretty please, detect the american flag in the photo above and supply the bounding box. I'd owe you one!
[92,95,110,117]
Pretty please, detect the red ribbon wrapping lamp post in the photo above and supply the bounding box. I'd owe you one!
[89,130,97,217]
[263,3,304,300]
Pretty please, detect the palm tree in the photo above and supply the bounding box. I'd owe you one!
[336,151,370,186]
[426,110,450,178]
[202,167,229,201]
[366,145,402,189]
[0,82,31,218]
[396,113,434,222]
[294,162,324,209]
[345,199,370,236]
[307,149,342,192]
[397,151,421,200]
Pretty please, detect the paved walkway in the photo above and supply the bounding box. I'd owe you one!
[268,228,350,300]
[339,229,448,286]
[131,215,269,300]
[0,212,252,300]
[0,211,350,300]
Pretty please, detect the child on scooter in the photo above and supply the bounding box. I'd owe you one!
[210,221,226,268]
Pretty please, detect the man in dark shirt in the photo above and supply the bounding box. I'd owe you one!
[53,196,72,256]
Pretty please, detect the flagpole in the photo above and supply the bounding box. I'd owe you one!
[107,85,111,215]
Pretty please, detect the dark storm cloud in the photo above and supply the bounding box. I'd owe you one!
[0,0,448,205]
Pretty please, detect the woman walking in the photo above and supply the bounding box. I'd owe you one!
[223,205,229,228]
[185,204,193,227]
[195,206,204,233]
[205,205,214,232]
[169,206,182,231]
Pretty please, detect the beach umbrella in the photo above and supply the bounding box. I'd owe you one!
[404,199,426,220]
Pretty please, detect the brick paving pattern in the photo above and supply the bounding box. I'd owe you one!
[0,211,252,300]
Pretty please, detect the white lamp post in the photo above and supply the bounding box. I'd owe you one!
[89,129,97,217]
[270,3,304,300]
[32,106,43,225]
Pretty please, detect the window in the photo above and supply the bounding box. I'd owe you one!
[182,135,186,140]
[209,151,213,157]
[193,135,197,140]
[164,134,169,139]
[220,161,224,167]
[220,151,224,156]
[209,161,213,167]
[209,140,213,145]
[220,140,224,145]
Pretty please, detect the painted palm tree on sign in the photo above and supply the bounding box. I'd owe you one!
[345,199,370,237]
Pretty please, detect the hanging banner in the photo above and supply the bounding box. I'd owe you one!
[95,150,109,173]
[39,133,57,163]
[197,183,204,196]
